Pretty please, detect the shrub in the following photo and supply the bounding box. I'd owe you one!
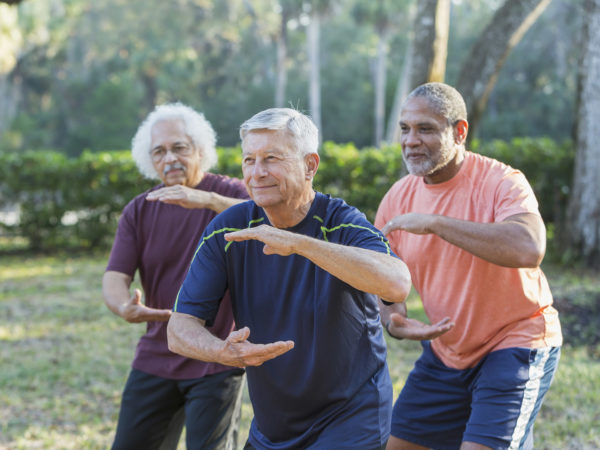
[0,150,154,251]
[0,138,574,252]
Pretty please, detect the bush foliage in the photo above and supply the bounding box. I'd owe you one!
[0,138,573,252]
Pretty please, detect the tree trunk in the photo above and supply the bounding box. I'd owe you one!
[141,68,158,113]
[385,37,413,145]
[408,0,449,89]
[307,10,322,141]
[275,9,288,108]
[373,30,389,147]
[568,0,600,267]
[0,4,21,136]
[0,72,21,137]
[456,0,552,141]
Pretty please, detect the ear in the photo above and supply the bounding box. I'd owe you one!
[453,119,469,145]
[304,153,320,180]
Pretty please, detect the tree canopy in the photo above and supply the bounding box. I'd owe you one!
[0,0,581,154]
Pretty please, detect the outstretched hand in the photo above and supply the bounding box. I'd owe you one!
[381,213,436,236]
[222,326,295,368]
[118,288,172,323]
[146,185,212,209]
[225,225,297,256]
[386,312,454,341]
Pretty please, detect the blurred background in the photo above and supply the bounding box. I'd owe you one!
[0,0,579,151]
[1,0,599,448]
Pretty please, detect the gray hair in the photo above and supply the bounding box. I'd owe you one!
[239,108,319,155]
[405,82,468,125]
[131,102,218,179]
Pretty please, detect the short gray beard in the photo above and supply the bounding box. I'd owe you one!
[403,133,456,177]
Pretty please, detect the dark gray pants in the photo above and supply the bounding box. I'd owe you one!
[112,368,245,450]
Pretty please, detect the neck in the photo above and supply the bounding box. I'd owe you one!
[185,171,205,187]
[264,190,316,228]
[424,146,466,185]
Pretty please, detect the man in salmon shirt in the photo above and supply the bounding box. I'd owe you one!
[375,82,562,450]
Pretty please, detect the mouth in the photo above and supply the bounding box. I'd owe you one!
[404,153,428,161]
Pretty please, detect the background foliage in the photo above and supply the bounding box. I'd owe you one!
[0,0,582,153]
[0,138,574,254]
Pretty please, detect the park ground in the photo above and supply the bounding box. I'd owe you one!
[1,251,599,449]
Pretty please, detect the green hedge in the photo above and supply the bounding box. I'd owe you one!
[0,150,154,251]
[0,138,573,252]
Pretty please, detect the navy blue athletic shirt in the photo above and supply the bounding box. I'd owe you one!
[175,192,394,449]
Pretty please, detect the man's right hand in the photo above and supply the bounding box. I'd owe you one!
[118,288,172,323]
[221,327,295,368]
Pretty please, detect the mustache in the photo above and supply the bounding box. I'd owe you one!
[163,162,186,176]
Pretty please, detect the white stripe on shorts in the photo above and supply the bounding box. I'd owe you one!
[508,348,551,450]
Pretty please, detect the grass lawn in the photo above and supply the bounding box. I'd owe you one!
[1,252,599,449]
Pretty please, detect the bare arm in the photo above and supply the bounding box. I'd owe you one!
[382,212,546,268]
[102,270,172,323]
[146,185,246,213]
[167,312,294,367]
[225,225,411,303]
[378,299,454,341]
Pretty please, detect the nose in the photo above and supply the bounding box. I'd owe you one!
[402,128,421,148]
[251,159,268,178]
[163,149,178,163]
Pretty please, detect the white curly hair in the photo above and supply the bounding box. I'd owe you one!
[131,102,218,179]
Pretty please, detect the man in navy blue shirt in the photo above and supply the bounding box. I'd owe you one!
[167,108,412,449]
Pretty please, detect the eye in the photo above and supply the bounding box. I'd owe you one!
[175,144,190,154]
[151,148,166,159]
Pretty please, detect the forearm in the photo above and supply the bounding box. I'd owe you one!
[294,236,411,303]
[102,271,132,317]
[205,192,246,213]
[428,213,546,268]
[167,312,226,363]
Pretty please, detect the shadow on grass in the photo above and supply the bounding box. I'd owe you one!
[553,293,600,358]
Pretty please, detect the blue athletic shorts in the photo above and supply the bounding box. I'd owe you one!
[391,341,560,450]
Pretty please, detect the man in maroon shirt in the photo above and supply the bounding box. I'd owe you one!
[102,103,249,449]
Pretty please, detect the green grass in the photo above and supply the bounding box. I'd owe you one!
[1,253,599,449]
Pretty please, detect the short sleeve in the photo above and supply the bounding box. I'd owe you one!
[328,201,396,257]
[173,221,229,326]
[106,203,139,276]
[374,188,394,231]
[494,170,541,223]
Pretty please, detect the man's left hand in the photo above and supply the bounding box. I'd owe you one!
[146,185,212,209]
[382,213,436,236]
[225,225,297,256]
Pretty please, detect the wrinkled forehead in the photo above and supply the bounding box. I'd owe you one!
[242,128,299,153]
[400,97,447,125]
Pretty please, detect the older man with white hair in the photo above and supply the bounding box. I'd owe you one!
[102,103,249,450]
[168,108,412,449]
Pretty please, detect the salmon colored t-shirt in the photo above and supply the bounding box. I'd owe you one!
[375,151,562,369]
